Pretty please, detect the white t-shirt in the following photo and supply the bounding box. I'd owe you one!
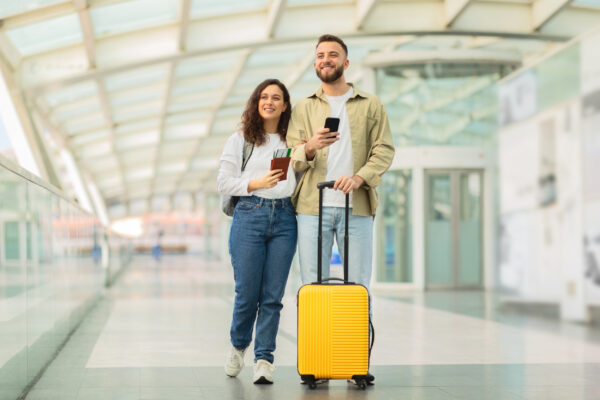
[217,131,295,199]
[324,87,354,207]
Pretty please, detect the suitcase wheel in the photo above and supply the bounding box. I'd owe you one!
[301,375,317,390]
[351,376,369,390]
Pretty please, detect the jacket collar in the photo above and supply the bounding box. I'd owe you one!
[309,83,366,100]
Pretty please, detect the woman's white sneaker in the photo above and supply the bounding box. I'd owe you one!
[225,347,246,377]
[253,359,274,384]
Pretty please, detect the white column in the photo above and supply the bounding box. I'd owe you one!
[87,178,110,227]
[60,148,94,214]
[483,166,496,289]
[413,167,425,289]
[0,70,41,177]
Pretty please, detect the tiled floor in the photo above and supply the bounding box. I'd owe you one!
[24,255,600,400]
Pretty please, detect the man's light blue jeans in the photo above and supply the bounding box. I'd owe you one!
[297,207,373,288]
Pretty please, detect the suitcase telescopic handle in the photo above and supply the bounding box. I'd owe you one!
[317,181,350,284]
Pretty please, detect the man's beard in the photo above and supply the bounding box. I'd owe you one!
[316,63,344,83]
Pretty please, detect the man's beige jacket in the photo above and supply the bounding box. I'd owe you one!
[286,84,395,216]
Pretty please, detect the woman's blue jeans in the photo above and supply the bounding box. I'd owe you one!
[228,196,297,363]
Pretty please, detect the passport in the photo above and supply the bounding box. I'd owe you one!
[270,157,291,181]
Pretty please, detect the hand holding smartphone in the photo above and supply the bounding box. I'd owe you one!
[305,117,341,160]
[324,117,340,138]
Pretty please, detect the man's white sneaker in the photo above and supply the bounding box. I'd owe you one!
[225,347,246,377]
[253,359,274,384]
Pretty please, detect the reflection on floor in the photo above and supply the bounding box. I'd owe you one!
[24,255,600,400]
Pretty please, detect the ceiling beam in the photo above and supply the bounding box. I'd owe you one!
[178,0,192,51]
[356,0,380,30]
[444,0,473,27]
[0,2,76,30]
[362,48,522,68]
[0,32,21,70]
[149,0,191,203]
[379,35,418,53]
[24,29,570,94]
[172,50,250,193]
[266,0,286,38]
[284,49,315,88]
[532,0,573,31]
[74,0,96,68]
[97,79,128,204]
[32,106,102,200]
[150,64,176,201]
[206,50,250,136]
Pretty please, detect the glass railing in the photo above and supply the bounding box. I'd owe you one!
[0,155,131,399]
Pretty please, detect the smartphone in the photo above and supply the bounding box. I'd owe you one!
[324,117,340,137]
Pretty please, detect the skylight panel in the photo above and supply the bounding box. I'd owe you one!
[171,79,224,96]
[125,167,154,182]
[69,129,111,148]
[44,82,98,108]
[90,0,178,37]
[115,119,160,136]
[52,98,102,122]
[112,100,163,124]
[63,112,107,135]
[573,0,600,7]
[6,13,82,56]
[104,65,170,92]
[190,0,268,19]
[247,48,308,68]
[116,130,159,151]
[0,0,69,20]
[109,85,165,109]
[287,0,352,5]
[168,98,214,113]
[175,56,238,78]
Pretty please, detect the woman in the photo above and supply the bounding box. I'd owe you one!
[217,79,296,384]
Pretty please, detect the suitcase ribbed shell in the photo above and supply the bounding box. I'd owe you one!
[297,284,369,379]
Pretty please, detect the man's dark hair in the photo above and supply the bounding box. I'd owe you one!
[316,34,348,56]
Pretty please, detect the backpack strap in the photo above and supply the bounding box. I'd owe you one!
[241,139,254,172]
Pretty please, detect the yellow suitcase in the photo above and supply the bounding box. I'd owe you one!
[297,181,373,390]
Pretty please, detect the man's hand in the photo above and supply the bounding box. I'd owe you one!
[334,175,364,194]
[305,127,339,160]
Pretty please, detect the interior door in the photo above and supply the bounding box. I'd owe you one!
[425,170,483,289]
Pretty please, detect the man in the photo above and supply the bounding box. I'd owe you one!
[287,34,395,383]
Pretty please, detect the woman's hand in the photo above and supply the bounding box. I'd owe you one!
[248,170,284,192]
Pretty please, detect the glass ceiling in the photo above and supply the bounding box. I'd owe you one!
[190,0,269,19]
[91,0,178,37]
[6,13,82,56]
[0,0,597,215]
[0,0,68,19]
[573,0,600,7]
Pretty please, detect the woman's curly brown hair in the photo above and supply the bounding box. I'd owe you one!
[240,79,291,146]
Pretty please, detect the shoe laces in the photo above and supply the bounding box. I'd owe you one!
[229,348,244,365]
[255,359,274,372]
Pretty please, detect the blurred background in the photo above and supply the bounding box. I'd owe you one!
[1,1,600,399]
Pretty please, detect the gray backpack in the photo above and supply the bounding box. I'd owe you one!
[221,139,254,216]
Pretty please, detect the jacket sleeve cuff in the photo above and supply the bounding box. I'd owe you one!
[356,168,381,188]
[240,178,251,196]
[291,144,316,170]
